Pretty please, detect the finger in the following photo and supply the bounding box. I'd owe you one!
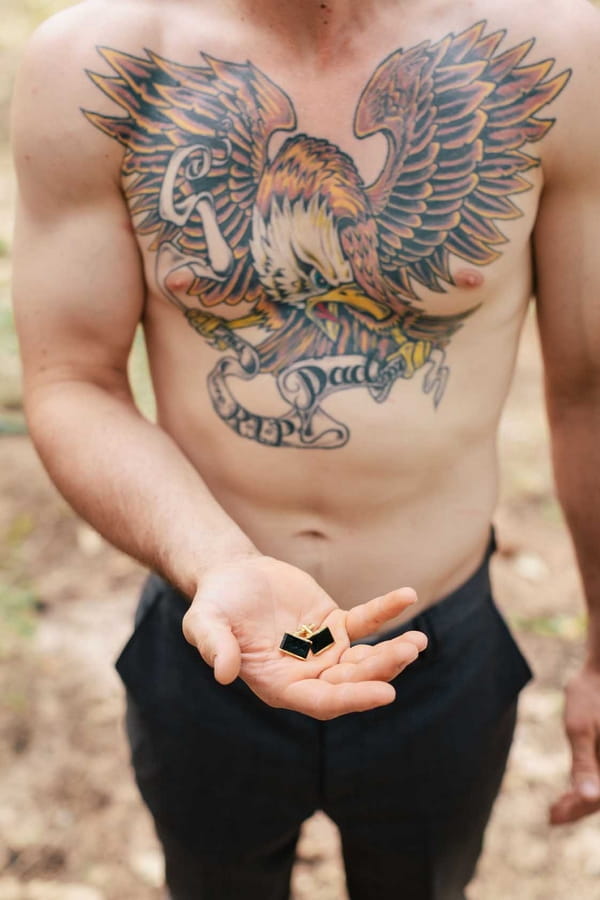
[549,790,600,825]
[182,607,241,685]
[320,662,367,684]
[338,631,427,665]
[345,588,418,641]
[283,679,396,720]
[339,644,374,663]
[567,724,600,801]
[396,630,428,651]
[321,640,420,684]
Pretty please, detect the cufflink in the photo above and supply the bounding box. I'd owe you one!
[279,623,335,659]
[279,631,312,660]
[308,626,335,655]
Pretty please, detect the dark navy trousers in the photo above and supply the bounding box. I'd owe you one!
[117,539,531,899]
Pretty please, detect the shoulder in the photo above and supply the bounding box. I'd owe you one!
[509,0,600,183]
[17,0,162,55]
[525,1,600,89]
[11,0,161,200]
[495,0,600,96]
[531,0,600,82]
[13,0,164,108]
[500,0,600,49]
[488,1,600,100]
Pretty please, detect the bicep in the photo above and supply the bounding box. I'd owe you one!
[533,9,600,407]
[13,191,146,397]
[534,180,600,405]
[11,19,146,401]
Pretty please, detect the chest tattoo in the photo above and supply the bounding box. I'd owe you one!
[85,21,570,448]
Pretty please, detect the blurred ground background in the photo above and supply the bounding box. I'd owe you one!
[1,2,600,898]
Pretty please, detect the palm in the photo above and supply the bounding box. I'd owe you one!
[183,556,427,719]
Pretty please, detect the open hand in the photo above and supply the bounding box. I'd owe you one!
[182,555,427,719]
[550,664,600,824]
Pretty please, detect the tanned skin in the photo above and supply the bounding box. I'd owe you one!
[10,0,600,822]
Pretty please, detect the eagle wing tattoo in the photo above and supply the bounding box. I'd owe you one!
[358,23,570,334]
[85,22,571,449]
[86,49,296,308]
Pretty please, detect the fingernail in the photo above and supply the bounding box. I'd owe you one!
[577,779,600,800]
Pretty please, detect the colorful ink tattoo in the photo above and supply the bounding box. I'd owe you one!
[85,21,570,448]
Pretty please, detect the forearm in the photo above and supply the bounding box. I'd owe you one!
[549,395,600,663]
[25,378,259,597]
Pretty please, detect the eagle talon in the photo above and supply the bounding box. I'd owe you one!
[367,357,405,403]
[185,310,232,350]
[380,358,406,381]
[386,330,433,379]
[423,350,449,407]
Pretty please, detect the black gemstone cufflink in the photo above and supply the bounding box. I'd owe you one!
[279,623,335,659]
[279,631,312,660]
[308,626,335,655]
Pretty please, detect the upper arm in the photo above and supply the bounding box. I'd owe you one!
[11,10,146,403]
[534,2,600,407]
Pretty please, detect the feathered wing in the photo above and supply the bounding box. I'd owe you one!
[356,21,571,339]
[84,49,296,306]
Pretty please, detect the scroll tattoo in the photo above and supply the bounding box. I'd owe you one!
[204,322,445,448]
[85,23,571,449]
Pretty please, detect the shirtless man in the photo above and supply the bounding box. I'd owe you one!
[10,0,600,897]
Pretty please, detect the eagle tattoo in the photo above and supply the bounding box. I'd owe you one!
[85,22,571,449]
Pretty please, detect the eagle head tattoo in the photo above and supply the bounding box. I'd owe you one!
[85,22,570,449]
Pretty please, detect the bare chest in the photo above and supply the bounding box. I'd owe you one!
[85,13,569,449]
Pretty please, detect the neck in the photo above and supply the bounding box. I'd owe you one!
[226,0,389,48]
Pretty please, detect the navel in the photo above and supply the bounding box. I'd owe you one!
[297,529,328,541]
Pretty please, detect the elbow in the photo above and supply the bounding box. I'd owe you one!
[22,371,136,452]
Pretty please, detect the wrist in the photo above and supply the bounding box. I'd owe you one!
[168,533,262,600]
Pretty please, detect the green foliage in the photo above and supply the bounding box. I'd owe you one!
[5,512,35,547]
[0,306,18,348]
[0,585,38,642]
[512,612,586,639]
[0,513,40,655]
[129,327,157,421]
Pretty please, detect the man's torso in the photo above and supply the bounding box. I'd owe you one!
[57,0,575,614]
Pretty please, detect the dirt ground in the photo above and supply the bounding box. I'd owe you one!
[2,4,600,899]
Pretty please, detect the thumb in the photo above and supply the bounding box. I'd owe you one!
[568,726,600,800]
[182,606,242,686]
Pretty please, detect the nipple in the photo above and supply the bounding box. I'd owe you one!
[165,270,192,294]
[454,268,484,290]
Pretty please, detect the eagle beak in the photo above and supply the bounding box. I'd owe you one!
[306,284,391,341]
